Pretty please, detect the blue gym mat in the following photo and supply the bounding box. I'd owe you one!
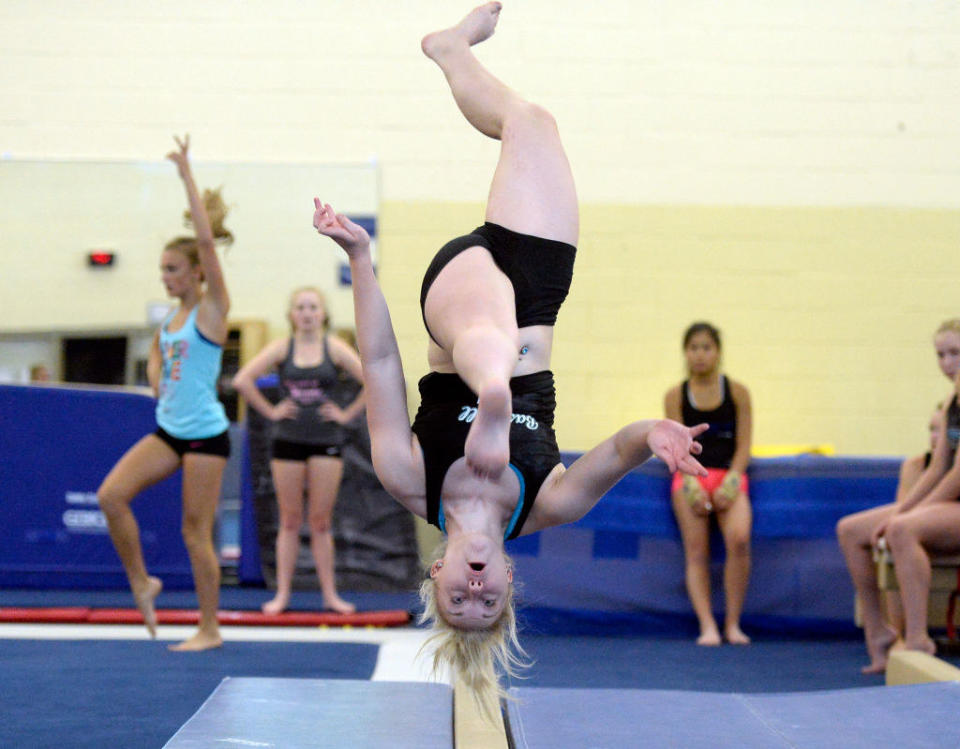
[163,677,452,748]
[506,682,960,748]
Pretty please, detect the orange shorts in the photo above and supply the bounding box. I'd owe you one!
[671,467,749,496]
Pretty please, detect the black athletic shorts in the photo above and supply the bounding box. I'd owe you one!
[154,427,231,458]
[272,439,342,462]
[420,222,576,344]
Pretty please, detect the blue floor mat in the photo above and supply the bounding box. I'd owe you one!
[514,634,888,693]
[0,639,378,749]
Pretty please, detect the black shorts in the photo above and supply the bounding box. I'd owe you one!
[272,439,342,462]
[420,222,576,344]
[155,427,231,458]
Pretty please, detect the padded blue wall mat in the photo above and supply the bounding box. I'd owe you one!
[506,682,960,749]
[505,453,901,633]
[0,384,191,588]
[164,678,452,749]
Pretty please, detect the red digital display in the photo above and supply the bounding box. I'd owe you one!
[87,251,116,267]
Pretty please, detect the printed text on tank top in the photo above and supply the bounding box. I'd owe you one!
[282,337,335,406]
[457,404,540,431]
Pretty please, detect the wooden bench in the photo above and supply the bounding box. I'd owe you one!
[876,547,960,638]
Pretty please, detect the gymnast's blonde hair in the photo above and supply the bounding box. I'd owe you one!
[164,187,234,275]
[417,540,529,720]
[936,319,960,338]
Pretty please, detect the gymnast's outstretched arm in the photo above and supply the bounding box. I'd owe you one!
[525,420,709,531]
[166,135,230,340]
[312,200,427,517]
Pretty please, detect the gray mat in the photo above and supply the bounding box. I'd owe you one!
[506,682,960,749]
[164,677,452,749]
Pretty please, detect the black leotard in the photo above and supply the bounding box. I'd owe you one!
[411,371,560,540]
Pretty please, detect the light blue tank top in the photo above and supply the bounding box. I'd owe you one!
[156,305,228,439]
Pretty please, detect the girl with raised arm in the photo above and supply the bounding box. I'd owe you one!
[232,287,364,615]
[97,136,232,651]
[312,3,707,713]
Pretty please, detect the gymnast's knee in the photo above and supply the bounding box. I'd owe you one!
[97,485,127,517]
[502,101,558,143]
[884,518,916,551]
[835,515,859,546]
[308,512,332,534]
[180,516,213,550]
[684,545,711,568]
[725,534,751,559]
[277,509,304,532]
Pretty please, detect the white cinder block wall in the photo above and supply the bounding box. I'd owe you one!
[2,1,956,206]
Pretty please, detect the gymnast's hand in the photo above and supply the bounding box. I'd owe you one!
[318,401,351,425]
[313,199,370,258]
[711,470,741,512]
[680,475,712,516]
[650,420,708,477]
[270,398,298,422]
[166,134,191,177]
[871,518,891,549]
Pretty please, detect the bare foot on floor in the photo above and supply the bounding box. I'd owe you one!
[325,595,357,615]
[133,576,163,639]
[697,628,722,647]
[261,595,289,615]
[862,625,898,674]
[422,2,502,59]
[464,379,511,479]
[169,629,223,652]
[724,625,751,645]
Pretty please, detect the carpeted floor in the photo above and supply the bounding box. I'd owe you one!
[4,587,959,747]
[0,639,379,748]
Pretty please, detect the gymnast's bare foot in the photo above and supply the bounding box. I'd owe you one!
[261,594,290,615]
[422,2,502,59]
[697,627,722,647]
[465,379,511,479]
[862,625,898,674]
[724,624,751,645]
[903,635,937,657]
[169,628,223,652]
[133,576,163,639]
[324,595,357,615]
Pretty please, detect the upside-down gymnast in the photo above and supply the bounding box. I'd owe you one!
[313,2,708,711]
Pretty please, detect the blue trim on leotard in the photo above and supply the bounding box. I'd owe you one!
[437,463,526,542]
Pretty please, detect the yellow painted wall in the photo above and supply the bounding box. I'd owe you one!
[381,201,960,456]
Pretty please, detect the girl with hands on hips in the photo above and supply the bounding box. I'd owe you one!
[232,283,364,615]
